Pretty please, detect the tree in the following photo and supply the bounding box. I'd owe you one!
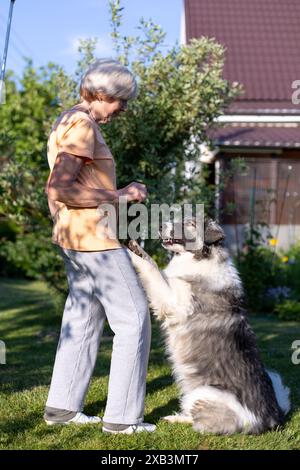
[105,0,240,207]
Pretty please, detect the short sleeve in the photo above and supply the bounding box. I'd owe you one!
[58,116,95,160]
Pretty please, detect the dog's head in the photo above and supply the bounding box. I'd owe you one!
[159,216,225,257]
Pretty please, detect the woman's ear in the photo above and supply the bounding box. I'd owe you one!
[204,218,225,245]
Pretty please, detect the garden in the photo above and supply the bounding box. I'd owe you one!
[0,0,299,451]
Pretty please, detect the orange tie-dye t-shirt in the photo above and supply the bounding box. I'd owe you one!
[46,106,121,251]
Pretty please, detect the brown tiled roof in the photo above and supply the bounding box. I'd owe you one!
[209,125,300,148]
[185,0,300,111]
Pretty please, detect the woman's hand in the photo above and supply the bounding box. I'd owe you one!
[117,182,147,202]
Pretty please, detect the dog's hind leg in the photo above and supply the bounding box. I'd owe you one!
[191,399,244,435]
[182,386,261,435]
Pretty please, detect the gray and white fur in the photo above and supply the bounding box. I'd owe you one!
[127,216,290,435]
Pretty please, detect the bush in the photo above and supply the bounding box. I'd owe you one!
[236,246,285,313]
[281,242,300,295]
[0,220,20,276]
[274,300,300,322]
[0,231,68,297]
[234,223,300,319]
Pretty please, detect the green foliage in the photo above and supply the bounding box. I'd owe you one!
[274,300,300,322]
[236,225,300,319]
[1,233,67,293]
[237,245,283,313]
[236,223,277,312]
[75,38,99,81]
[281,242,300,295]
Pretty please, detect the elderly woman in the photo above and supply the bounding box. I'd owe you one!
[44,59,155,434]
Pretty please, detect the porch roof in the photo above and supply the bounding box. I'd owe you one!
[209,124,300,149]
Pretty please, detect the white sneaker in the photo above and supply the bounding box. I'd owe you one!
[102,422,156,435]
[45,412,102,426]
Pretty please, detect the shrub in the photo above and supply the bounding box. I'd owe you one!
[236,246,285,313]
[281,242,300,296]
[274,300,300,322]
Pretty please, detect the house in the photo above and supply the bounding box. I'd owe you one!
[182,0,300,251]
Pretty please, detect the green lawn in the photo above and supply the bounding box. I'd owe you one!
[0,277,300,450]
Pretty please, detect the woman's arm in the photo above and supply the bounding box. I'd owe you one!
[45,152,118,207]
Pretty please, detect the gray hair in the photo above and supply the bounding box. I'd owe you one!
[80,58,138,102]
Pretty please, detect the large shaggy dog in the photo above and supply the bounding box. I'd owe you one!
[127,217,290,435]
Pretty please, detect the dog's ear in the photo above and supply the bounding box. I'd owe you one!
[204,218,225,245]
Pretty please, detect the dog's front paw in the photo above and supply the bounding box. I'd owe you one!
[126,248,149,275]
[128,240,158,269]
[128,239,144,257]
[126,247,143,265]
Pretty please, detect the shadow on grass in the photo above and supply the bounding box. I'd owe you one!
[0,410,42,446]
[0,277,171,396]
[146,398,180,423]
[82,398,108,417]
[146,374,173,394]
[0,279,115,392]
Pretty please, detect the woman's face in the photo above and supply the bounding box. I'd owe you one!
[92,96,128,124]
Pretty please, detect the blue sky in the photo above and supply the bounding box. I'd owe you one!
[0,0,183,78]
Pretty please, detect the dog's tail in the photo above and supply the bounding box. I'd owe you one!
[267,370,291,415]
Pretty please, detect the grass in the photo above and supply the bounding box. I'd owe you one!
[0,277,300,450]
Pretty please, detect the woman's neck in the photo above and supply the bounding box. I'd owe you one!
[72,101,97,122]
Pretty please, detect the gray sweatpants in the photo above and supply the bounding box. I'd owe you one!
[46,246,151,425]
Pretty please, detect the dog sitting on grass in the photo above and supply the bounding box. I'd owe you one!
[127,217,290,435]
